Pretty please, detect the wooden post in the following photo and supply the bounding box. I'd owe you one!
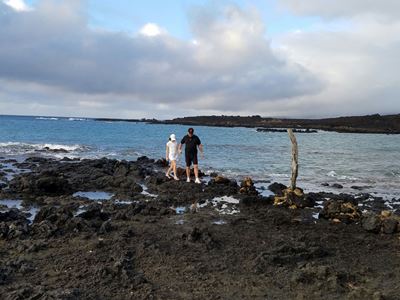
[287,129,298,190]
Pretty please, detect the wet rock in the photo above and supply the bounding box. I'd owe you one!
[361,213,381,233]
[239,177,258,195]
[10,170,72,196]
[155,158,168,167]
[79,203,110,221]
[268,182,287,196]
[320,200,361,223]
[331,183,343,189]
[239,195,272,207]
[211,175,231,185]
[381,218,398,234]
[274,188,311,209]
[43,147,69,153]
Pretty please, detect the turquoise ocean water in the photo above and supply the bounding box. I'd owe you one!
[0,115,399,200]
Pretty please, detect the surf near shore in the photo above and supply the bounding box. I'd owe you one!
[0,155,399,299]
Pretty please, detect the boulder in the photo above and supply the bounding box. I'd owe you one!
[320,200,361,223]
[331,183,343,189]
[381,218,398,234]
[273,188,310,209]
[268,182,287,196]
[239,177,258,195]
[361,213,381,233]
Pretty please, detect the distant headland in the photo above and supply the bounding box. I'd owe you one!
[95,113,400,134]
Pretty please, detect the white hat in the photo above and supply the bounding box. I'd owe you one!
[170,134,176,141]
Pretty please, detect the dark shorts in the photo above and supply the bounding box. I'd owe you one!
[185,152,198,167]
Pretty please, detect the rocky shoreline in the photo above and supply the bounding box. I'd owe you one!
[1,156,400,299]
[94,114,400,134]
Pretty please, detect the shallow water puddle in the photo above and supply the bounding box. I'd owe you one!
[0,199,39,223]
[212,219,227,225]
[212,196,240,204]
[115,200,137,205]
[74,205,88,216]
[0,199,23,209]
[0,162,31,181]
[174,206,186,214]
[200,196,241,215]
[139,184,158,198]
[254,183,274,197]
[73,191,114,201]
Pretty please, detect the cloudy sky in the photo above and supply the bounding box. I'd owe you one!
[0,0,399,119]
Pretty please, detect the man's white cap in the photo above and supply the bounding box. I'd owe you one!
[170,134,176,141]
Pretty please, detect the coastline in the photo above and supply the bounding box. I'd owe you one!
[1,155,399,299]
[93,113,400,134]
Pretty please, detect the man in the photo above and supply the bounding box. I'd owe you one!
[179,128,203,184]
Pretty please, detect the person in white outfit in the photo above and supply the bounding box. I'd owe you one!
[165,134,179,180]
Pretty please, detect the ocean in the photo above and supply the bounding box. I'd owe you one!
[1,115,399,200]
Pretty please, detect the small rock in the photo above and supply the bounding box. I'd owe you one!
[331,183,343,189]
[381,218,398,234]
[361,213,381,233]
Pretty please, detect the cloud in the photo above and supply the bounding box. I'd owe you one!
[279,0,400,20]
[3,0,31,11]
[0,0,325,118]
[139,23,165,37]
[274,12,400,116]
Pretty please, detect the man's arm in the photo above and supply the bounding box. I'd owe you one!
[166,145,169,161]
[179,136,185,153]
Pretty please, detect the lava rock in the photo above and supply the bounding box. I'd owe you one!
[361,213,381,233]
[320,200,361,223]
[381,218,398,234]
[331,183,343,189]
[268,182,287,196]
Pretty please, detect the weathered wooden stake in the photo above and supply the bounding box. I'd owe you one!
[287,129,298,190]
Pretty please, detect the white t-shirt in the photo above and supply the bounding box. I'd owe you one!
[166,140,178,161]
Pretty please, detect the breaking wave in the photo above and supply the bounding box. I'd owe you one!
[0,142,90,156]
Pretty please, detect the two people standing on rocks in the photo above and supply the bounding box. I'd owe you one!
[165,127,203,184]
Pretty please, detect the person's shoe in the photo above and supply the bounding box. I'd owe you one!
[186,177,191,183]
[195,178,201,184]
[166,173,171,179]
[174,176,179,181]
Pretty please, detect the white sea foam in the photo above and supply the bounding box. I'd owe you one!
[68,118,87,121]
[36,117,59,120]
[0,142,89,156]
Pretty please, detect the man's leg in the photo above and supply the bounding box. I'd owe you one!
[186,167,190,179]
[185,153,191,182]
[193,154,200,183]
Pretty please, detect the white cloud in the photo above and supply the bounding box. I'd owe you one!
[3,0,30,11]
[0,0,398,118]
[0,1,324,118]
[139,23,164,37]
[279,0,400,20]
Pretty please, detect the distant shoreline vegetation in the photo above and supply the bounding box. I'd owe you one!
[94,114,400,134]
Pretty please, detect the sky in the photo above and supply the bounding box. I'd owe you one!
[0,0,399,119]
